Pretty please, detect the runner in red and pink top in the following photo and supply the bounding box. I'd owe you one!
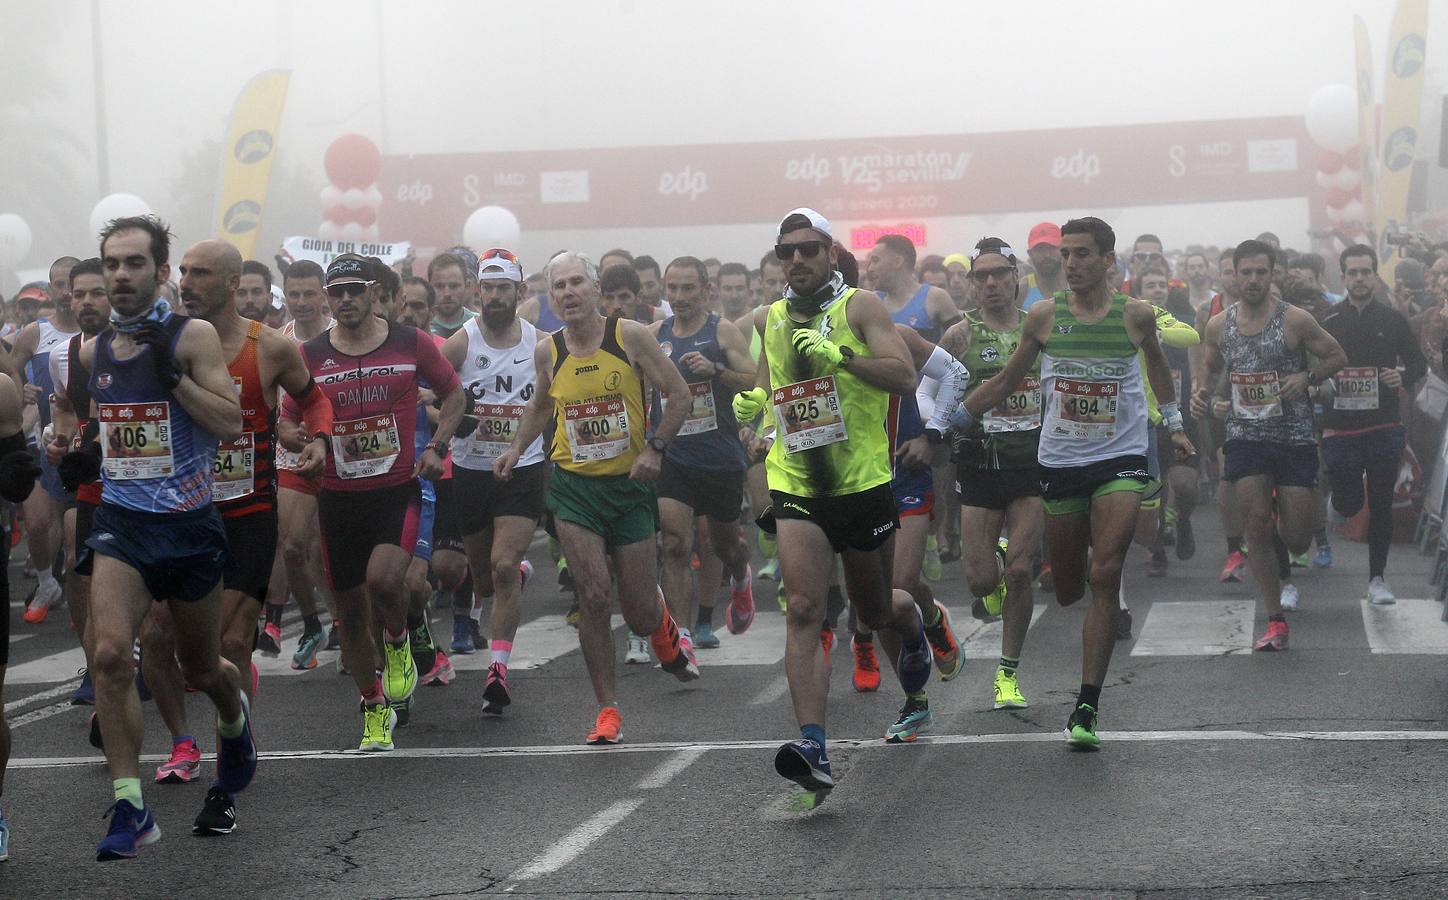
[291,255,465,752]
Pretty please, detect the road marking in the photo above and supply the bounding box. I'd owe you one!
[506,798,644,883]
[9,701,80,729]
[4,678,82,713]
[960,604,1046,659]
[747,673,789,707]
[1131,600,1255,656]
[635,747,705,790]
[699,613,786,666]
[1360,598,1448,654]
[6,645,88,684]
[7,633,35,644]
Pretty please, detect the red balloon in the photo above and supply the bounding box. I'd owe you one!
[353,206,377,227]
[1317,150,1344,174]
[1342,148,1361,170]
[1326,187,1351,208]
[323,205,350,223]
[324,134,381,190]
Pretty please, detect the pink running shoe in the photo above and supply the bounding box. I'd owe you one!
[421,650,454,686]
[155,738,202,784]
[727,564,756,635]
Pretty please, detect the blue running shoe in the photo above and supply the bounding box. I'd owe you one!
[896,612,932,695]
[451,616,476,655]
[884,693,932,743]
[291,627,326,671]
[215,691,257,794]
[693,620,720,649]
[96,800,161,861]
[72,669,96,705]
[1313,544,1333,568]
[773,739,834,793]
[0,808,9,861]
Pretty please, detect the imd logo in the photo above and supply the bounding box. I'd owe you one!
[223,200,262,234]
[1383,127,1416,172]
[1392,34,1425,78]
[234,129,275,164]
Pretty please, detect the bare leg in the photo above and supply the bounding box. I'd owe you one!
[555,520,619,707]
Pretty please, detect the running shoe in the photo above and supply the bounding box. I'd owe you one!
[1160,520,1176,547]
[382,638,418,703]
[896,612,932,695]
[1176,516,1196,561]
[482,662,511,715]
[95,800,161,861]
[291,627,326,671]
[773,739,833,792]
[192,785,236,836]
[1037,563,1055,594]
[1367,577,1396,605]
[325,622,341,651]
[757,557,780,582]
[256,622,282,657]
[390,696,412,728]
[851,636,880,692]
[820,627,835,662]
[88,711,104,749]
[519,558,534,588]
[421,650,454,686]
[1313,544,1334,568]
[1065,703,1100,750]
[993,669,1028,709]
[410,616,438,678]
[693,619,720,649]
[923,601,963,681]
[1290,550,1310,568]
[0,809,8,861]
[885,693,932,743]
[359,703,396,752]
[1219,550,1247,583]
[1253,619,1289,652]
[215,691,257,794]
[625,634,651,665]
[727,564,755,635]
[430,588,451,610]
[72,669,95,705]
[1116,608,1133,641]
[659,633,700,682]
[565,604,582,628]
[451,616,476,654]
[1280,584,1300,611]
[154,739,201,784]
[22,576,61,624]
[1148,550,1168,578]
[981,540,1008,617]
[586,706,622,745]
[922,535,943,582]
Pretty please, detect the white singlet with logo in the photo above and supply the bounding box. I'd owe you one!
[451,316,544,470]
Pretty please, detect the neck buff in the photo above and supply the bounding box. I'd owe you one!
[110,297,172,334]
[784,270,848,317]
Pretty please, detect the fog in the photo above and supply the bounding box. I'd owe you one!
[0,0,1443,275]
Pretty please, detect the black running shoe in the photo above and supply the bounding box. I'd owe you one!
[88,711,104,749]
[193,785,237,835]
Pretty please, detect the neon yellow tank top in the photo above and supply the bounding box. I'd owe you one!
[763,289,891,497]
[548,317,646,476]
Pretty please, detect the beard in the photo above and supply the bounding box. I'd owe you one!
[482,303,515,331]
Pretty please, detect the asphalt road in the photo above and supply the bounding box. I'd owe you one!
[4,502,1448,899]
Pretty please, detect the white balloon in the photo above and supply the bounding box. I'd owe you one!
[320,185,342,208]
[1340,200,1366,226]
[0,213,33,268]
[462,205,521,251]
[1332,168,1360,192]
[364,184,382,208]
[1316,171,1334,190]
[88,192,151,236]
[317,221,341,241]
[342,188,367,210]
[1304,84,1358,153]
[339,222,365,241]
[1325,204,1345,225]
[362,224,379,241]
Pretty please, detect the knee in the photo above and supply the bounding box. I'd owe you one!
[220,633,250,664]
[575,582,613,618]
[784,590,824,630]
[852,594,894,633]
[1088,557,1122,594]
[490,557,520,593]
[659,529,690,564]
[962,555,998,597]
[1004,561,1033,594]
[92,638,135,682]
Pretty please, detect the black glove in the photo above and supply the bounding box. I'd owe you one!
[132,321,182,391]
[0,450,42,503]
[59,440,103,493]
[453,415,479,439]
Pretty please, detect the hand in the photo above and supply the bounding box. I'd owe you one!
[132,321,182,390]
[747,433,773,462]
[679,351,717,378]
[1278,371,1309,401]
[1380,367,1403,390]
[791,329,843,367]
[0,449,41,502]
[295,436,327,478]
[44,429,71,467]
[453,415,479,439]
[22,383,41,405]
[732,387,767,422]
[629,445,662,482]
[1169,430,1196,463]
[1212,398,1231,419]
[894,434,931,473]
[1189,387,1210,419]
[417,387,437,408]
[414,447,445,481]
[492,448,519,481]
[58,441,102,492]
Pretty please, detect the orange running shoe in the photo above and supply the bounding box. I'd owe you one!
[586,706,623,745]
[852,636,881,692]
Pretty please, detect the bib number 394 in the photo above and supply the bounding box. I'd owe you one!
[99,402,174,480]
[773,376,847,454]
[468,403,526,460]
[331,415,401,480]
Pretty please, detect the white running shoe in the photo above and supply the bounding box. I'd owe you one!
[625,634,651,664]
[1367,577,1396,606]
[1279,584,1300,611]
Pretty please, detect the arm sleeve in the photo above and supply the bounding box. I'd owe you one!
[279,391,303,425]
[295,379,335,437]
[416,329,462,397]
[918,345,970,433]
[1156,308,1201,348]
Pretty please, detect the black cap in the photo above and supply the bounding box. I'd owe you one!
[325,255,373,286]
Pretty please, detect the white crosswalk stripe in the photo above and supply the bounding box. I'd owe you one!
[1360,598,1448,654]
[1130,600,1256,656]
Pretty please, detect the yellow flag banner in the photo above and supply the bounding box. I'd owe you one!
[1353,15,1378,231]
[213,69,291,259]
[1376,0,1428,286]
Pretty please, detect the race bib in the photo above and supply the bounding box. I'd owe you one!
[1050,378,1119,440]
[1334,366,1379,410]
[468,402,526,460]
[275,444,301,471]
[563,397,631,462]
[98,402,174,480]
[330,414,401,480]
[672,381,718,436]
[1230,371,1282,419]
[212,432,255,502]
[772,376,847,454]
[983,376,1042,433]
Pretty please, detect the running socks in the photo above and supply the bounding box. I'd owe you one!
[489,641,512,668]
[1268,613,1286,624]
[173,733,196,748]
[697,605,714,626]
[999,656,1019,675]
[218,713,244,740]
[302,613,322,635]
[264,603,284,628]
[1077,683,1101,710]
[114,778,143,809]
[800,723,826,749]
[362,676,384,706]
[383,625,407,645]
[473,596,492,625]
[924,604,943,629]
[1227,536,1242,555]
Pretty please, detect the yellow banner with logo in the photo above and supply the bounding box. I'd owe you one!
[213,69,291,260]
[1353,15,1377,231]
[1376,0,1427,286]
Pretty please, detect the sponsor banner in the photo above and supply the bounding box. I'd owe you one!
[379,116,1315,249]
[213,69,290,258]
[280,236,411,269]
[1376,0,1428,285]
[1353,15,1379,230]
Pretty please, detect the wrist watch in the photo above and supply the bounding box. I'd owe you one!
[838,345,856,368]
[426,439,450,458]
[648,436,670,453]
[1307,370,1322,387]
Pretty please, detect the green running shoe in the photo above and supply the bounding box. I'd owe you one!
[922,535,943,583]
[382,638,418,704]
[885,692,932,743]
[981,539,1008,617]
[993,669,1028,709]
[1065,703,1099,750]
[359,703,396,752]
[409,616,437,678]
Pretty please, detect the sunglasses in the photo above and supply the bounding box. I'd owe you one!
[326,281,374,299]
[774,241,826,261]
[968,266,1016,282]
[481,248,519,262]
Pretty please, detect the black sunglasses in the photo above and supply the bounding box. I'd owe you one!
[774,241,826,261]
[968,266,1016,282]
[326,281,373,299]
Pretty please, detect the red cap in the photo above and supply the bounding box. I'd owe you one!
[1027,222,1061,248]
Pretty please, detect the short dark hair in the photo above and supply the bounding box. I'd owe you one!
[401,275,435,307]
[600,248,634,265]
[99,215,173,267]
[1061,217,1116,255]
[632,255,661,278]
[370,258,399,299]
[51,255,80,273]
[717,262,749,281]
[1339,243,1378,273]
[1219,247,1236,262]
[836,244,860,288]
[241,259,272,289]
[1133,233,1163,250]
[918,258,947,278]
[600,263,641,295]
[1232,239,1277,270]
[759,252,783,273]
[427,253,468,281]
[283,259,325,286]
[875,234,918,271]
[1289,252,1325,279]
[1184,251,1209,268]
[69,257,104,283]
[665,256,708,285]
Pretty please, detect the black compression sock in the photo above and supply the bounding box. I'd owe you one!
[302,614,321,635]
[406,612,423,631]
[697,604,713,626]
[264,604,284,627]
[1226,536,1242,555]
[1077,683,1101,709]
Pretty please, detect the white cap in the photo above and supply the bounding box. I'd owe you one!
[477,252,523,283]
[780,207,833,241]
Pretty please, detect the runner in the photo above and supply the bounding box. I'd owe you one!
[75,216,256,858]
[733,253,788,583]
[1193,239,1346,650]
[427,252,478,338]
[735,208,929,796]
[1318,243,1423,604]
[1197,249,1249,583]
[493,251,697,746]
[299,254,466,751]
[962,217,1193,749]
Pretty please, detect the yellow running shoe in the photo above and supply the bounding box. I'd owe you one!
[922,535,943,583]
[981,539,1008,617]
[359,703,397,751]
[382,639,418,703]
[993,668,1028,709]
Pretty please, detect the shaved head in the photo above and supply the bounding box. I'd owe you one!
[191,239,243,276]
[178,240,244,321]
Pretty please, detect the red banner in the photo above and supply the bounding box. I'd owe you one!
[379,116,1316,247]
